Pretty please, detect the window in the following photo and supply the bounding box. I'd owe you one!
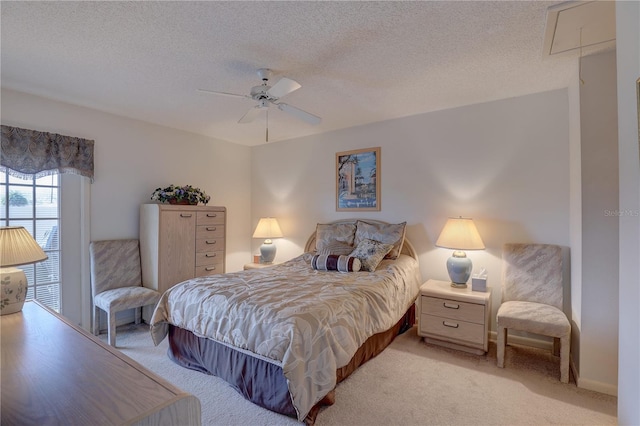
[1,170,61,312]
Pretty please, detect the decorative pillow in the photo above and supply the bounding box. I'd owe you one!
[311,254,361,272]
[318,240,355,256]
[354,220,406,259]
[349,239,394,272]
[315,223,356,253]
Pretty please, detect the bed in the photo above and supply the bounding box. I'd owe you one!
[150,219,422,424]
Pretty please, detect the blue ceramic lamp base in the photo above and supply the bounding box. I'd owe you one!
[259,240,277,264]
[446,250,472,288]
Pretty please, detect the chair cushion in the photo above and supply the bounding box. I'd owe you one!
[94,286,160,313]
[497,301,570,337]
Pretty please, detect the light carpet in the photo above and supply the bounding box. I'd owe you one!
[103,325,616,425]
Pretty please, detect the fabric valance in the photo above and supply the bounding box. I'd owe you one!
[1,125,94,182]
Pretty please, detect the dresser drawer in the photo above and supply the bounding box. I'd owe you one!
[197,211,225,226]
[421,296,485,324]
[195,250,224,266]
[420,313,485,346]
[195,261,224,277]
[196,224,225,239]
[196,238,224,252]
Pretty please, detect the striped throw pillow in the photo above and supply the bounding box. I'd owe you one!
[310,254,361,272]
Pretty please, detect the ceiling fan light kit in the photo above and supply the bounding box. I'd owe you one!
[199,68,321,142]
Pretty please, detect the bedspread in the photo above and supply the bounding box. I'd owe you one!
[149,252,421,421]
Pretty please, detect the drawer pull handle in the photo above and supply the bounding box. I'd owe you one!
[206,240,217,245]
[206,227,217,231]
[443,321,459,329]
[205,253,216,258]
[180,214,193,218]
[205,266,216,271]
[443,302,460,309]
[207,214,217,218]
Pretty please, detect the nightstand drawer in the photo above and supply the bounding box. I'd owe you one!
[420,313,485,346]
[421,296,485,324]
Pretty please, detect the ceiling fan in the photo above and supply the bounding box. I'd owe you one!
[198,68,321,142]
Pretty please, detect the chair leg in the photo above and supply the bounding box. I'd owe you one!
[497,325,507,368]
[560,334,570,383]
[135,307,142,325]
[93,305,100,336]
[108,311,117,347]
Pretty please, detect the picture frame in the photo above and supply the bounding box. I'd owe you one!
[336,147,380,211]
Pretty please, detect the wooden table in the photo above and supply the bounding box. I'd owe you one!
[1,301,201,425]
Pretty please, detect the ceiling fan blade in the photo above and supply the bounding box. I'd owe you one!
[198,89,250,100]
[238,106,264,123]
[267,77,301,99]
[277,103,322,125]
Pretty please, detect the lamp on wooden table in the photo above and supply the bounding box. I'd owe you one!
[252,218,283,264]
[435,217,485,288]
[0,226,48,315]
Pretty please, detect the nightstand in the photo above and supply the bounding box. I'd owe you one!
[243,262,276,270]
[418,279,491,355]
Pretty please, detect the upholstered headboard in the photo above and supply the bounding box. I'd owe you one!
[304,219,418,260]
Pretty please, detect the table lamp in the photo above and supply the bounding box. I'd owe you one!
[252,217,283,264]
[435,217,485,288]
[0,226,48,315]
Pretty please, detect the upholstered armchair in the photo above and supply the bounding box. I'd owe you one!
[89,239,160,346]
[496,243,571,383]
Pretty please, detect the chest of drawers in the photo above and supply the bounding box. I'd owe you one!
[418,279,491,355]
[140,204,226,294]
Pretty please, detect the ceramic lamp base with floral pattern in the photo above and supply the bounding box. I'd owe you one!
[0,267,27,315]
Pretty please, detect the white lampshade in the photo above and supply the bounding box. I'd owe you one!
[435,217,484,287]
[0,226,48,267]
[252,218,283,240]
[436,217,485,250]
[0,226,48,315]
[252,218,283,264]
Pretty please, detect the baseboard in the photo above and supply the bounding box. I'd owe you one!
[575,372,618,396]
[488,331,553,350]
[95,308,138,334]
[490,331,618,396]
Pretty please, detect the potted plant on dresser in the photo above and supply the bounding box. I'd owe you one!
[151,185,211,205]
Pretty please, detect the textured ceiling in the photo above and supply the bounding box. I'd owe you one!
[0,1,606,146]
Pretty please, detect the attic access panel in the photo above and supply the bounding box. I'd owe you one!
[543,1,616,56]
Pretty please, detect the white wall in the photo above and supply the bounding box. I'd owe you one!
[252,89,571,337]
[578,50,619,393]
[615,0,640,423]
[1,88,253,326]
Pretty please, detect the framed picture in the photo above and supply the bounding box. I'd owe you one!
[336,147,380,211]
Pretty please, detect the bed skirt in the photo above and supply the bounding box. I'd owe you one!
[166,303,415,425]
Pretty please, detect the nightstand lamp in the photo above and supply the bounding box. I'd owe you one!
[0,226,48,315]
[435,217,485,288]
[252,217,283,264]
